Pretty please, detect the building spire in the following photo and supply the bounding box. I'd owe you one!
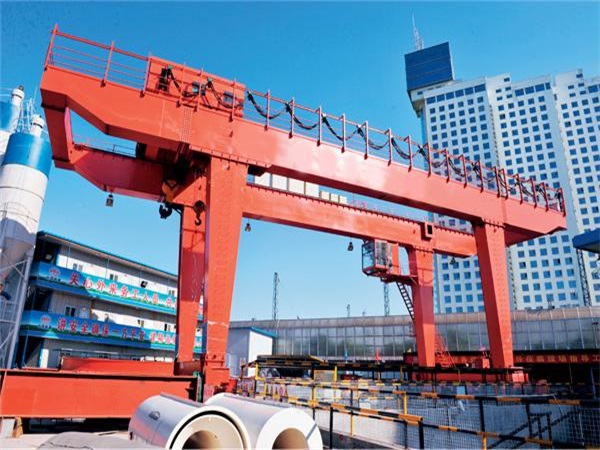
[412,15,424,50]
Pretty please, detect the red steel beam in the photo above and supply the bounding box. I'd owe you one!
[40,65,566,243]
[0,369,197,418]
[59,357,173,375]
[243,184,476,257]
[408,248,436,367]
[37,29,569,379]
[56,144,477,257]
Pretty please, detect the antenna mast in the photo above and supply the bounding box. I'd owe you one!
[272,272,280,321]
[412,15,424,50]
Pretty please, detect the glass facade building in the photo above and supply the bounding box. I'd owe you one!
[233,307,600,360]
[406,43,600,311]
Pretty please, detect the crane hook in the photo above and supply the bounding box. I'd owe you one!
[192,200,205,226]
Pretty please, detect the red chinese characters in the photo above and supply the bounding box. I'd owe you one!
[132,288,139,300]
[91,322,100,336]
[109,283,118,295]
[81,321,89,334]
[49,268,60,280]
[120,285,129,298]
[69,319,78,332]
[130,328,137,339]
[152,293,159,305]
[96,279,106,292]
[84,277,93,289]
[121,328,128,339]
[166,297,172,308]
[139,329,145,341]
[57,317,67,331]
[69,272,80,286]
[102,324,109,337]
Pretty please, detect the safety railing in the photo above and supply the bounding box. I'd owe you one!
[71,134,137,157]
[243,90,565,215]
[239,376,598,397]
[45,26,147,91]
[43,26,566,216]
[237,377,600,448]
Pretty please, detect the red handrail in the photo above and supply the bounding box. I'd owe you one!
[45,26,565,215]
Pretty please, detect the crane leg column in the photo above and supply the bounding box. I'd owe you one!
[474,221,514,368]
[174,203,205,373]
[408,248,436,367]
[202,157,248,390]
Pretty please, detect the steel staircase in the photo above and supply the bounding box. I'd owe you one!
[395,281,415,321]
[394,282,455,368]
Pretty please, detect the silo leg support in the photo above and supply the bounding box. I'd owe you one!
[408,248,436,367]
[474,221,514,368]
[202,157,248,389]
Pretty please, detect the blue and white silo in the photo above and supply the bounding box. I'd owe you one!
[0,103,52,367]
[0,115,51,282]
[0,87,25,161]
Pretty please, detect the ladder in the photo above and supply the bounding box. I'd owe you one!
[395,281,414,321]
[394,282,454,368]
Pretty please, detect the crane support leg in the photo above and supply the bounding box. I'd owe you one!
[202,157,248,388]
[474,221,514,368]
[408,248,436,367]
[174,205,205,369]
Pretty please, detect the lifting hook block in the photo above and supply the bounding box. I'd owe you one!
[193,200,206,226]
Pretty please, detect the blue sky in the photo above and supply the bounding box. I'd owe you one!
[1,2,598,321]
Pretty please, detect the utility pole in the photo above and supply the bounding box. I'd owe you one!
[383,283,390,316]
[272,272,279,321]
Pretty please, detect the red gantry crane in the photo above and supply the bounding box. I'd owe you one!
[38,27,565,393]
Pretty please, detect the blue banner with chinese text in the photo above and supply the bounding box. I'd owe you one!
[20,310,202,352]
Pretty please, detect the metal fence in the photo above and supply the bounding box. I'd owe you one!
[237,378,600,448]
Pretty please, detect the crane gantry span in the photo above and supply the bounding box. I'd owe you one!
[39,26,566,391]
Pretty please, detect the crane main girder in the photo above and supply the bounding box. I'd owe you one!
[38,28,567,389]
[63,144,478,258]
[41,66,565,245]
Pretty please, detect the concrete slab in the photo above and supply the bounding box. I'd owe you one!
[0,431,138,450]
[1,434,56,450]
[38,431,152,449]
